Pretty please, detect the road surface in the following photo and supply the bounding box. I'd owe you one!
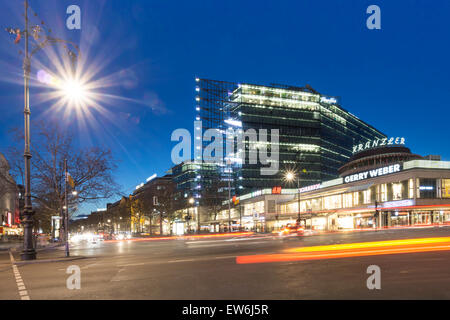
[1,227,450,299]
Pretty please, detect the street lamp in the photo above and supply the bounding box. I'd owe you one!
[5,0,80,261]
[284,170,301,226]
[188,197,194,233]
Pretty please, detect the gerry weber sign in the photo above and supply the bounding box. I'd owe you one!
[344,164,402,184]
[353,137,405,154]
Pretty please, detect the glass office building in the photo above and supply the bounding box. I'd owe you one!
[195,79,386,195]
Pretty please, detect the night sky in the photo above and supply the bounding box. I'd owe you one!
[0,0,449,215]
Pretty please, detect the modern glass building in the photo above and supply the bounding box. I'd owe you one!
[171,161,225,207]
[195,79,386,195]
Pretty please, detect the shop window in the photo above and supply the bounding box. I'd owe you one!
[284,202,298,214]
[401,180,409,198]
[353,192,359,206]
[418,178,437,199]
[442,179,450,198]
[409,179,414,198]
[312,198,321,211]
[363,189,371,204]
[392,183,403,200]
[343,193,353,208]
[380,184,387,202]
[324,195,342,210]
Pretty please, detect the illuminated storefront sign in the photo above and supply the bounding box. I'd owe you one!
[299,183,322,193]
[344,164,402,183]
[380,199,415,208]
[352,137,405,154]
[251,190,262,198]
[320,96,337,104]
[272,186,282,194]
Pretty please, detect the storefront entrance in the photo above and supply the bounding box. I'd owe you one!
[390,212,409,226]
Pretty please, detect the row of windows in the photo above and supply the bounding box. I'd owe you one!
[280,179,450,212]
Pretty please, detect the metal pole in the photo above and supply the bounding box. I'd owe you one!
[297,177,301,226]
[21,0,36,261]
[239,203,242,231]
[227,161,232,232]
[197,205,200,234]
[228,175,231,232]
[188,207,191,234]
[64,159,69,257]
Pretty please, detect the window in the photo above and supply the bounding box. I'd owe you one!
[324,195,342,210]
[343,193,353,208]
[443,179,450,198]
[244,201,265,216]
[418,178,437,199]
[363,189,371,204]
[392,183,403,200]
[409,179,414,198]
[380,184,387,202]
[353,192,359,206]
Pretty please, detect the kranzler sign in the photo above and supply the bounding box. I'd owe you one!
[353,137,405,154]
[344,164,402,183]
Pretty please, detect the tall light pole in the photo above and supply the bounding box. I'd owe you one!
[6,0,80,260]
[285,171,302,226]
[64,159,69,256]
[188,197,194,234]
[20,0,35,260]
[226,159,232,232]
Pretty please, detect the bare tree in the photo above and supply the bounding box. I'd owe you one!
[7,121,120,233]
[200,177,227,233]
[154,187,175,235]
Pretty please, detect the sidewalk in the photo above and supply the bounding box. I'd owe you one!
[0,240,23,251]
[0,240,63,252]
[9,244,88,265]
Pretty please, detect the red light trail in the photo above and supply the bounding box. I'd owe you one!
[236,236,450,264]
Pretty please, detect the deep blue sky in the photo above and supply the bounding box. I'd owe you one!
[0,0,449,215]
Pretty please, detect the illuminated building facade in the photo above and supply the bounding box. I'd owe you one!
[217,145,450,232]
[195,79,386,195]
[0,153,21,237]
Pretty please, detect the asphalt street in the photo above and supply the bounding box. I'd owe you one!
[1,227,450,299]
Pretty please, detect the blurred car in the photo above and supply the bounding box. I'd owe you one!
[70,233,103,243]
[114,232,132,240]
[102,233,114,240]
[279,223,304,237]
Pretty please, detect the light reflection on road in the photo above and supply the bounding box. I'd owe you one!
[236,236,450,264]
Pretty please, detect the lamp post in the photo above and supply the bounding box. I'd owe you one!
[226,158,233,232]
[188,197,194,234]
[285,171,302,226]
[5,0,80,261]
[64,159,69,257]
